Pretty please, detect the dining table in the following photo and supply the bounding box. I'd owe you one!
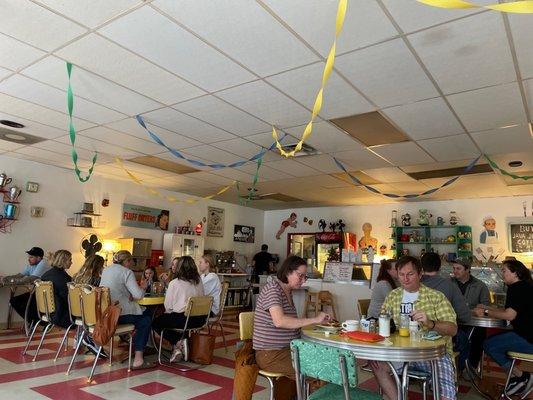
[2,282,35,336]
[302,327,447,400]
[137,294,165,306]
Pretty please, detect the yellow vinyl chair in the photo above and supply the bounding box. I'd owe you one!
[208,281,230,352]
[502,352,533,399]
[64,283,85,372]
[239,311,285,400]
[78,285,135,382]
[157,295,213,370]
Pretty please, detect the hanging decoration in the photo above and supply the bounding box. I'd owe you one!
[238,157,263,206]
[333,155,481,199]
[484,155,533,180]
[416,0,533,14]
[115,157,236,203]
[136,115,285,169]
[66,62,98,182]
[272,0,348,157]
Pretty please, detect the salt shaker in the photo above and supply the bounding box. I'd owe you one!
[379,310,391,337]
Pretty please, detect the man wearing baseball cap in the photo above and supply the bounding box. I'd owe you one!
[0,247,50,323]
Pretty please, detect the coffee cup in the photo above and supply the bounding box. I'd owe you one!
[342,320,359,332]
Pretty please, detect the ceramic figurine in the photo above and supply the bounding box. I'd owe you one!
[437,216,444,226]
[450,211,458,225]
[391,210,398,228]
[318,219,327,232]
[329,222,337,232]
[401,213,411,227]
[417,209,432,226]
[337,219,346,233]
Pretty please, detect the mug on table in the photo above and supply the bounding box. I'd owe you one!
[342,320,359,332]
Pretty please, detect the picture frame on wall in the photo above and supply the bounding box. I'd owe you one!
[233,225,255,243]
[207,206,225,237]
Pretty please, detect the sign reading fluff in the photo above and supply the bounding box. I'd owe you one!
[121,203,169,231]
[207,206,225,237]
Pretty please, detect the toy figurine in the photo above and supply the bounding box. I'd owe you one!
[417,209,432,226]
[337,219,346,233]
[276,212,297,239]
[318,219,327,232]
[401,213,411,227]
[329,222,337,232]
[436,216,444,226]
[449,211,458,226]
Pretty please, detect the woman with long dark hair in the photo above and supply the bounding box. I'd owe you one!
[367,259,397,318]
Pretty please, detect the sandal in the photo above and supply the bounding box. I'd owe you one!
[131,361,156,370]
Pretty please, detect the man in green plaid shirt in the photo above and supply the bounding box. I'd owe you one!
[371,256,458,400]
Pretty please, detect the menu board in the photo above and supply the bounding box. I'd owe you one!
[509,222,533,253]
[323,262,353,282]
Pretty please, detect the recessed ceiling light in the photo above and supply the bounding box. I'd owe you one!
[508,161,523,168]
[0,120,25,129]
[4,133,27,141]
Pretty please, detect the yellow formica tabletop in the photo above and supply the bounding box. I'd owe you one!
[137,295,165,306]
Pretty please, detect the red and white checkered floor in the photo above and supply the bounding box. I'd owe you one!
[0,316,495,399]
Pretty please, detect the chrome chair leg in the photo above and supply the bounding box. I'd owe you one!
[218,321,227,352]
[109,336,113,366]
[157,329,165,365]
[54,325,73,361]
[266,376,275,400]
[502,359,516,400]
[66,330,85,375]
[22,320,40,355]
[422,379,427,400]
[127,333,133,372]
[33,323,53,361]
[88,346,102,382]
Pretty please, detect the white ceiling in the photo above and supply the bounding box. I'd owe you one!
[0,0,532,210]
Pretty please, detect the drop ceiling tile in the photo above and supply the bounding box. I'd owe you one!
[0,93,95,131]
[179,144,245,165]
[381,0,491,33]
[389,181,431,193]
[94,162,160,181]
[211,138,264,159]
[180,171,235,186]
[0,67,11,80]
[0,138,26,151]
[361,167,415,183]
[266,62,375,120]
[402,159,483,173]
[489,152,533,173]
[78,126,163,155]
[331,148,391,170]
[56,34,205,104]
[370,141,434,166]
[15,146,74,163]
[243,130,296,148]
[0,33,46,71]
[105,118,202,149]
[472,125,533,156]
[447,82,527,132]
[284,121,364,153]
[153,150,211,171]
[509,14,533,80]
[32,139,114,163]
[211,168,253,183]
[10,150,93,170]
[141,107,236,143]
[22,56,162,116]
[154,0,319,76]
[263,0,397,57]
[0,112,64,139]
[0,0,86,51]
[335,38,439,108]
[0,75,126,124]
[34,0,140,28]
[265,159,322,177]
[417,134,480,162]
[55,134,142,159]
[408,12,515,95]
[173,96,270,136]
[318,175,352,189]
[235,163,293,181]
[100,7,254,92]
[382,97,464,140]
[216,80,311,127]
[523,79,533,117]
[294,154,346,174]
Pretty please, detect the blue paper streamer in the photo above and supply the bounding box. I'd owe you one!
[333,155,481,199]
[136,115,286,169]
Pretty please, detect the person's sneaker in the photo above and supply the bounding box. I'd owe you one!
[169,347,182,363]
[522,372,533,396]
[82,336,108,359]
[506,372,530,396]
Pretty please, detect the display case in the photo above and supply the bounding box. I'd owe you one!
[163,233,204,266]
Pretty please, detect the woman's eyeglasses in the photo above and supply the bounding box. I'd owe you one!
[295,271,307,281]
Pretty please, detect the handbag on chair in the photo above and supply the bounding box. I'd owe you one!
[92,289,121,347]
[189,332,216,365]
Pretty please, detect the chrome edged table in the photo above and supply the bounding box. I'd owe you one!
[137,295,165,306]
[302,327,446,400]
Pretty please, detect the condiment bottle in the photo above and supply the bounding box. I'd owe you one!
[379,310,391,337]
[360,314,370,332]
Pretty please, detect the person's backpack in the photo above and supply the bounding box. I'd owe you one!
[92,288,121,347]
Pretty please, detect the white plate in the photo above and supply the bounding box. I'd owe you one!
[316,324,342,332]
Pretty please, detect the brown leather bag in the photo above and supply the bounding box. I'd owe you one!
[92,289,121,347]
[189,332,216,365]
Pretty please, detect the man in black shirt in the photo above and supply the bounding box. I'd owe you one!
[475,260,533,397]
[252,244,273,290]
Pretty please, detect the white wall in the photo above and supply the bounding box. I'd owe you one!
[0,155,264,323]
[263,196,533,264]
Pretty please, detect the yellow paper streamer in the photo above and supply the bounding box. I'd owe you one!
[417,0,533,13]
[115,157,236,204]
[272,0,348,157]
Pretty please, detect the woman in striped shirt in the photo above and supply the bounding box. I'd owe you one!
[253,255,329,400]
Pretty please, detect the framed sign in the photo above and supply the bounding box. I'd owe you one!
[323,262,353,282]
[207,207,225,237]
[233,225,255,243]
[508,218,533,253]
[121,203,169,231]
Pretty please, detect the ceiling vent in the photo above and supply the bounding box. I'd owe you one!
[281,142,320,157]
[0,128,46,145]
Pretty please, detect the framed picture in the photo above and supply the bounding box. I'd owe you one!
[207,207,225,237]
[121,203,169,231]
[233,225,255,243]
[292,241,302,256]
[26,181,39,192]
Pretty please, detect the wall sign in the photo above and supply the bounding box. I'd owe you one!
[508,220,533,253]
[207,206,225,237]
[121,203,169,231]
[233,225,255,243]
[323,262,353,282]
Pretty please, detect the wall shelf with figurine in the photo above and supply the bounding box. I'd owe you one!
[66,203,103,228]
[1,184,22,234]
[392,225,472,260]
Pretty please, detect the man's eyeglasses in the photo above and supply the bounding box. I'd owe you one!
[295,271,307,281]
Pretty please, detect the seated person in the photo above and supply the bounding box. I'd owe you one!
[451,257,490,373]
[152,256,206,362]
[141,266,158,293]
[474,260,533,397]
[72,254,104,287]
[41,250,72,329]
[100,250,153,370]
[368,259,397,319]
[253,255,328,400]
[159,257,179,287]
[371,256,458,400]
[198,254,222,316]
[0,247,50,324]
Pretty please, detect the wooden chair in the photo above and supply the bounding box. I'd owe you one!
[78,285,135,382]
[239,311,285,400]
[208,281,230,351]
[501,352,533,399]
[304,291,320,318]
[305,291,337,320]
[357,299,371,318]
[22,280,63,361]
[157,295,213,370]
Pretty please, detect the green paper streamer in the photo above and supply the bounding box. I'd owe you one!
[66,62,97,182]
[485,155,533,180]
[239,157,263,205]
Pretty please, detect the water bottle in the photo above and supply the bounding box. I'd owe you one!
[379,310,391,337]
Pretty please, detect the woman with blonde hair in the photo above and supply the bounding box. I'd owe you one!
[73,254,104,286]
[100,250,153,369]
[198,254,222,316]
[41,250,73,328]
